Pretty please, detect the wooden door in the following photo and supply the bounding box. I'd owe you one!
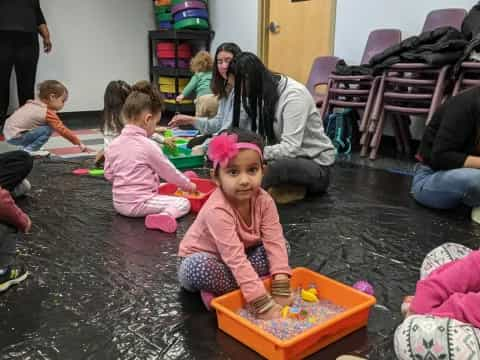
[259,0,336,84]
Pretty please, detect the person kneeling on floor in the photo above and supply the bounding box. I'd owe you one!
[0,187,30,292]
[3,80,88,157]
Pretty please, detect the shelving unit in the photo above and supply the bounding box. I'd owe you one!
[148,29,214,114]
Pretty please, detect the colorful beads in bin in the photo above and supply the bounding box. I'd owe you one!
[211,267,377,359]
[158,178,216,212]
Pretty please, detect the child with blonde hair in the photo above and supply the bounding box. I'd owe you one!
[105,81,196,233]
[3,80,87,157]
[176,50,218,117]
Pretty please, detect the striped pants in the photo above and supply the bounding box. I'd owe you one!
[394,243,480,360]
[115,195,190,219]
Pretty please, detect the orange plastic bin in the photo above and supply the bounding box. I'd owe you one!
[211,267,376,360]
[158,178,216,212]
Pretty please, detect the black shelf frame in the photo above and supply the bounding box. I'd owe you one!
[148,29,214,114]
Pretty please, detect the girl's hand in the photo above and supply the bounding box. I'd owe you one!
[176,94,185,102]
[168,114,195,127]
[191,145,205,156]
[79,143,89,152]
[271,274,292,306]
[256,303,283,320]
[24,215,32,234]
[163,137,176,149]
[272,293,294,307]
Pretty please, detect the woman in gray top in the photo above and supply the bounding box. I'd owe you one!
[229,52,335,204]
[168,42,249,153]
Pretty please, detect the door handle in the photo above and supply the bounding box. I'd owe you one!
[268,21,280,34]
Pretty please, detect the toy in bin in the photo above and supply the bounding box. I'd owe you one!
[158,177,216,212]
[211,267,376,360]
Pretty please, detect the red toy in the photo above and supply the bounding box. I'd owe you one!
[158,178,216,212]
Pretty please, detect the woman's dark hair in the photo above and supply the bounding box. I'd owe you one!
[101,80,131,134]
[228,52,281,144]
[209,127,264,174]
[211,42,242,99]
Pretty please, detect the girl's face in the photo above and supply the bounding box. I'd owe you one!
[215,149,264,205]
[216,50,234,80]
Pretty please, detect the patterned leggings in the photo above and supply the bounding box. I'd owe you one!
[178,245,271,296]
[394,243,480,360]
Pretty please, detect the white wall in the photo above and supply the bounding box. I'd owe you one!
[334,0,477,64]
[208,0,258,54]
[9,0,154,113]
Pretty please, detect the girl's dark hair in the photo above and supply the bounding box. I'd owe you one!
[209,128,264,174]
[101,80,131,134]
[38,80,68,101]
[211,42,242,99]
[228,52,281,144]
[122,81,165,122]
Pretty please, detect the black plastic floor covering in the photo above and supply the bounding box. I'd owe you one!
[1,159,479,360]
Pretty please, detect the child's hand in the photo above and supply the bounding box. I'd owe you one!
[256,303,283,320]
[163,137,176,149]
[401,296,415,317]
[188,182,197,193]
[272,293,294,307]
[95,149,105,166]
[191,145,205,156]
[271,274,292,306]
[25,215,32,234]
[176,94,185,102]
[79,143,88,152]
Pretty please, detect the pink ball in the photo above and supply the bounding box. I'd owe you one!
[353,280,375,296]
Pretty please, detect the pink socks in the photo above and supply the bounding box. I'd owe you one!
[145,213,178,233]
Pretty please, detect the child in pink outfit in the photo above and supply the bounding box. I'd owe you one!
[394,243,480,360]
[409,246,480,327]
[178,129,292,319]
[104,81,196,233]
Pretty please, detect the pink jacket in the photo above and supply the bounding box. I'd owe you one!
[179,188,291,302]
[104,124,194,214]
[411,249,480,328]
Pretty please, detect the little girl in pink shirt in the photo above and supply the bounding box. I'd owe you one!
[395,243,480,359]
[178,128,292,320]
[105,81,196,233]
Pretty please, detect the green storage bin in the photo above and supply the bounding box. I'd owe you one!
[155,5,171,14]
[163,145,204,169]
[174,18,209,30]
[156,12,173,22]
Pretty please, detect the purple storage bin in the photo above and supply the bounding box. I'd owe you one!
[163,92,176,99]
[158,58,190,69]
[173,9,208,22]
[157,20,173,30]
[171,0,206,15]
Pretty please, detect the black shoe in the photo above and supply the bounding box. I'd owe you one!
[0,265,28,292]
